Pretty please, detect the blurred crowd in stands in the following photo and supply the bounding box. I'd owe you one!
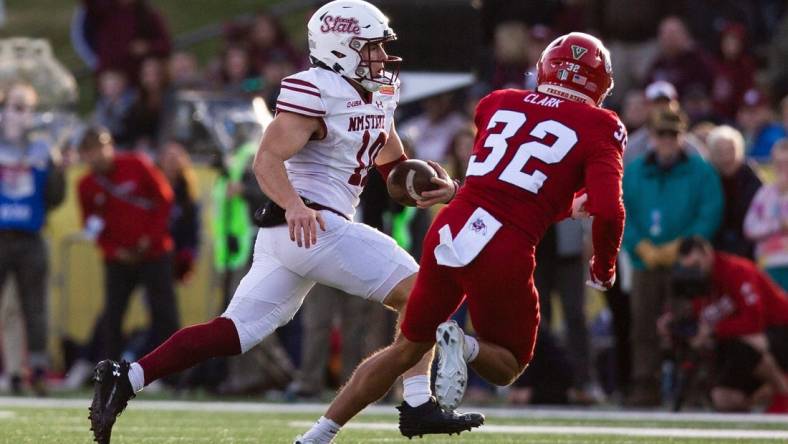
[0,0,787,414]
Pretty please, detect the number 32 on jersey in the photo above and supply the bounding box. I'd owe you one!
[466,110,578,193]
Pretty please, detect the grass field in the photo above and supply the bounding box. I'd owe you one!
[1,397,787,443]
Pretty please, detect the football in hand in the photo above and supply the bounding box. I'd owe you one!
[386,159,440,207]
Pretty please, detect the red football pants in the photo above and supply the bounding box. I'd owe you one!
[401,199,540,366]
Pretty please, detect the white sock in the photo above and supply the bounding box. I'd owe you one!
[301,416,340,443]
[403,375,431,407]
[463,335,479,363]
[128,362,145,393]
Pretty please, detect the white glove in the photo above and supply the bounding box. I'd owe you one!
[83,215,105,241]
[586,257,616,291]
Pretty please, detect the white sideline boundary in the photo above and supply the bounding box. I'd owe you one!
[287,421,788,440]
[0,396,786,424]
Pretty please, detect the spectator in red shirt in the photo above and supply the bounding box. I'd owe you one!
[76,126,179,361]
[673,236,788,413]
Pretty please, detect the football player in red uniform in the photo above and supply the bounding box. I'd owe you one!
[297,32,626,442]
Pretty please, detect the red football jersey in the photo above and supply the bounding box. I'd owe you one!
[78,153,174,261]
[456,89,626,278]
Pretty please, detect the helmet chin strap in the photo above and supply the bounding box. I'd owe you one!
[352,63,385,92]
[359,79,382,92]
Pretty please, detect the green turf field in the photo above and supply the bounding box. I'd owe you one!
[1,397,787,443]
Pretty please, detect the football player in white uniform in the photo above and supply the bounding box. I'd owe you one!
[89,1,482,443]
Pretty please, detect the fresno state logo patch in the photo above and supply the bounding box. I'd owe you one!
[470,218,487,235]
[320,15,361,34]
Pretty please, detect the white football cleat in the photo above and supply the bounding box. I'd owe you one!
[435,320,468,411]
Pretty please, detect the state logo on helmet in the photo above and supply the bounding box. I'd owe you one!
[307,0,400,92]
[536,32,614,106]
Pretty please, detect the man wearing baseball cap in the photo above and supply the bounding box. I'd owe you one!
[624,80,705,166]
[622,106,723,406]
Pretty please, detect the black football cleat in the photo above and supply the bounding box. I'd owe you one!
[88,360,135,444]
[397,397,484,439]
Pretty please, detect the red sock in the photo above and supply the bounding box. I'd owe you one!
[138,317,242,385]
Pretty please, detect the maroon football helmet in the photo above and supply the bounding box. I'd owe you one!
[536,32,614,106]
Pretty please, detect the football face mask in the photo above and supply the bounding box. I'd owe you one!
[352,37,401,91]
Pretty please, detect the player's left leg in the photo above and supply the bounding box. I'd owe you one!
[295,214,439,411]
[430,221,541,410]
[298,208,485,443]
[459,260,539,386]
[299,333,482,443]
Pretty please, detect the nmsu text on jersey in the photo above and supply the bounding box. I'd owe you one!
[347,114,385,132]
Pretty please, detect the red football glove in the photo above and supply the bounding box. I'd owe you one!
[174,249,196,283]
[586,257,615,291]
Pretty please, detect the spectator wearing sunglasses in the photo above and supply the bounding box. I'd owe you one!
[621,106,723,406]
[0,82,66,395]
[624,81,705,167]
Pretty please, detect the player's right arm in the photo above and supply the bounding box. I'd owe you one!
[584,115,627,290]
[253,111,326,248]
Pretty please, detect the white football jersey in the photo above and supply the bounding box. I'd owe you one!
[276,67,399,218]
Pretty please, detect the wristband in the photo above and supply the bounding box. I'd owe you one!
[376,154,408,182]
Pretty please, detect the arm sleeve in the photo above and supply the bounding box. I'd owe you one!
[276,74,327,117]
[713,263,767,337]
[140,158,174,238]
[714,290,766,338]
[744,186,780,241]
[585,134,626,280]
[375,154,407,182]
[681,162,723,239]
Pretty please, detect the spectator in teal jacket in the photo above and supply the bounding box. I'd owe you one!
[622,107,723,407]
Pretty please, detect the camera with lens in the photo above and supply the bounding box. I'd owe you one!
[669,263,712,340]
[671,263,711,300]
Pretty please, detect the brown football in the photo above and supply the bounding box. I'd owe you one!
[386,159,440,207]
